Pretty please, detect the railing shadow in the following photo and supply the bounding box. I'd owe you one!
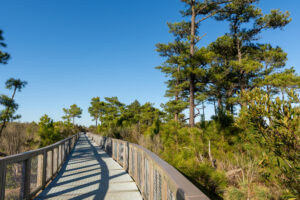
[35,134,112,200]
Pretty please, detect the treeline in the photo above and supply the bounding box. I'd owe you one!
[87,0,300,199]
[0,113,83,156]
[87,93,299,199]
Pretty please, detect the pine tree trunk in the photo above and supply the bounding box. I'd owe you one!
[236,35,247,109]
[218,97,222,111]
[202,101,205,122]
[175,66,180,122]
[189,74,195,126]
[174,92,179,122]
[189,0,196,127]
[174,113,178,121]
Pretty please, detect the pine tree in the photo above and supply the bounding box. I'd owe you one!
[215,0,291,98]
[158,0,232,126]
[62,104,82,125]
[100,97,124,127]
[254,44,300,98]
[0,78,27,136]
[207,35,238,114]
[0,30,10,65]
[156,41,190,121]
[88,97,105,127]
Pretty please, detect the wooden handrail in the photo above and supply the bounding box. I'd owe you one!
[0,133,81,200]
[87,132,210,200]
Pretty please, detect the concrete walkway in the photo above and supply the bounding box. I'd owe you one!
[35,134,142,200]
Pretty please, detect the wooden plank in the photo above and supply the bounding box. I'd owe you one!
[0,161,6,200]
[53,148,58,174]
[42,151,47,188]
[0,133,80,200]
[59,144,62,167]
[20,158,31,200]
[68,139,72,154]
[88,132,210,200]
[37,154,43,187]
[47,150,53,181]
[0,134,79,165]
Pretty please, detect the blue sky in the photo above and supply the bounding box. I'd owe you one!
[0,0,299,126]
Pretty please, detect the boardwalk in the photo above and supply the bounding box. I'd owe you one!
[35,134,142,200]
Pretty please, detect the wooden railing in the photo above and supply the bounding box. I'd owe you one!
[87,132,210,200]
[0,133,80,200]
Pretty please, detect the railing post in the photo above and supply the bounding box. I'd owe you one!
[56,147,59,170]
[58,145,61,167]
[42,151,47,188]
[60,144,63,167]
[0,161,6,200]
[63,142,66,161]
[47,150,53,180]
[20,158,31,200]
[140,153,144,196]
[68,139,72,153]
[53,147,58,174]
[149,161,154,200]
[134,148,138,182]
[37,154,43,187]
[116,141,119,162]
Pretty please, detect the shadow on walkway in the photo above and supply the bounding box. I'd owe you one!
[35,135,109,199]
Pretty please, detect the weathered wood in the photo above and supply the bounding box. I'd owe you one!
[87,132,210,200]
[42,151,47,188]
[37,154,43,187]
[0,134,79,165]
[68,139,72,154]
[36,135,142,200]
[53,148,57,174]
[55,147,59,172]
[59,144,62,167]
[47,150,53,181]
[0,133,80,200]
[20,158,31,200]
[0,161,6,200]
[149,161,154,200]
[63,142,66,161]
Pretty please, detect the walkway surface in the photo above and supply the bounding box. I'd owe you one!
[35,134,142,200]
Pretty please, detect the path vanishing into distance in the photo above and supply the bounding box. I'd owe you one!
[35,134,142,200]
[0,132,209,200]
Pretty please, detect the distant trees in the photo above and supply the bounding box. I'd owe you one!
[88,97,104,127]
[62,104,82,124]
[88,97,162,138]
